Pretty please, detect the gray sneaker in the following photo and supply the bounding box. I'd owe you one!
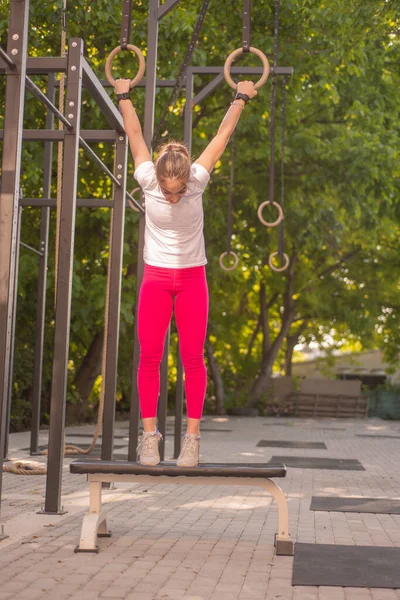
[137,429,162,466]
[176,434,200,467]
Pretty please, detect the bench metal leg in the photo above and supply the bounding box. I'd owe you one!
[260,479,294,556]
[74,480,111,553]
[74,474,293,556]
[0,524,8,543]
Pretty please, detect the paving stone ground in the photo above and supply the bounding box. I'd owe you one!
[1,416,400,600]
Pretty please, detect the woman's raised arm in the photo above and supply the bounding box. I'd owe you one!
[115,78,151,170]
[195,81,257,173]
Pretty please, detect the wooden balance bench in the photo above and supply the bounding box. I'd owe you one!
[70,460,294,556]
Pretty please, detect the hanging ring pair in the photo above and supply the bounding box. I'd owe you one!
[225,49,285,230]
[221,47,270,272]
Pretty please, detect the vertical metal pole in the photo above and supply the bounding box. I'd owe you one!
[158,330,169,460]
[278,77,286,265]
[173,69,194,459]
[43,38,83,514]
[3,206,22,460]
[184,69,194,150]
[30,74,55,455]
[128,218,144,460]
[0,0,29,509]
[128,0,159,461]
[101,135,128,461]
[120,0,133,49]
[242,0,251,52]
[268,0,280,212]
[148,0,171,448]
[174,354,184,459]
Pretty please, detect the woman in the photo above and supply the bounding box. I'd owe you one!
[115,77,257,467]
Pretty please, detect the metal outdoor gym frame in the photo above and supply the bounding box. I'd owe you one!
[0,0,293,522]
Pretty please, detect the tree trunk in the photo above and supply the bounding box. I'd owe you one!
[285,338,296,377]
[205,338,225,415]
[247,252,298,408]
[285,324,307,376]
[248,342,288,408]
[285,334,298,377]
[245,314,262,362]
[70,329,104,421]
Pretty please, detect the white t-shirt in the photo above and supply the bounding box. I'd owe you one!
[134,161,210,269]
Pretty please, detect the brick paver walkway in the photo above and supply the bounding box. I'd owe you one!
[1,416,400,600]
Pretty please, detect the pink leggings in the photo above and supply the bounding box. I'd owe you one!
[137,264,209,419]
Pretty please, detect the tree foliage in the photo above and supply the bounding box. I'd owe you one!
[0,0,399,427]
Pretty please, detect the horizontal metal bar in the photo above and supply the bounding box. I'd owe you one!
[79,130,118,142]
[20,241,43,257]
[0,46,16,69]
[0,61,293,80]
[0,56,68,74]
[189,66,293,76]
[25,77,73,129]
[61,70,294,88]
[82,58,125,134]
[20,197,142,210]
[158,0,181,20]
[20,198,57,207]
[56,78,178,89]
[131,78,178,88]
[27,57,68,73]
[0,130,118,142]
[272,67,294,76]
[20,198,115,208]
[78,137,121,187]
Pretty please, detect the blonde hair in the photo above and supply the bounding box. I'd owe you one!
[155,141,191,182]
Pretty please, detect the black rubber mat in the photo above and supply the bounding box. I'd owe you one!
[263,424,346,431]
[188,428,233,433]
[268,456,365,470]
[165,429,233,436]
[310,496,400,514]
[263,422,295,427]
[66,434,128,439]
[320,428,346,431]
[356,434,400,439]
[293,543,400,588]
[77,448,128,458]
[66,430,233,436]
[257,440,327,449]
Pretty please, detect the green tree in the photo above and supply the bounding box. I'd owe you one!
[1,0,399,426]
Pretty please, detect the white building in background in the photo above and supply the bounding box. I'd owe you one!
[292,349,400,389]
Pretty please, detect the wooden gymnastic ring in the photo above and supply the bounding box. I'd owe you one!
[105,45,145,88]
[224,47,270,91]
[257,201,284,227]
[219,251,239,271]
[269,252,289,272]
[127,187,142,212]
